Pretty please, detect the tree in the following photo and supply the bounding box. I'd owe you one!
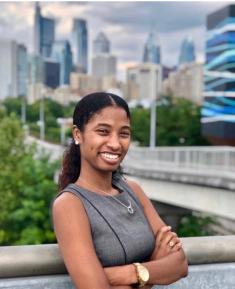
[130,96,210,146]
[130,108,150,146]
[0,114,59,245]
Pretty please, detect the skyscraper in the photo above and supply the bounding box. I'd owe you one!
[0,40,27,100]
[143,31,161,65]
[93,32,110,55]
[34,2,55,58]
[202,4,235,145]
[51,40,73,85]
[44,60,60,89]
[17,44,28,96]
[72,19,88,73]
[178,37,195,66]
[92,54,116,78]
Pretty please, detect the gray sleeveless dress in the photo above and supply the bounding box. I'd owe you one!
[56,173,155,267]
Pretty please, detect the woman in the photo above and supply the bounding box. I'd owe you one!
[52,92,188,289]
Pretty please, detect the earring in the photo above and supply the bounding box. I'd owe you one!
[75,139,79,145]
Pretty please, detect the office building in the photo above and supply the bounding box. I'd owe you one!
[34,2,55,58]
[70,72,98,95]
[44,59,60,89]
[162,62,203,105]
[202,5,235,145]
[143,31,161,65]
[0,40,27,100]
[17,44,28,96]
[178,37,195,66]
[92,54,116,78]
[51,40,73,85]
[127,63,162,104]
[28,54,44,84]
[93,32,110,55]
[72,19,88,73]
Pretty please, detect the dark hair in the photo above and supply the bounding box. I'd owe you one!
[59,92,130,190]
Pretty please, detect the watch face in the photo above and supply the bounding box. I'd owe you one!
[140,266,150,282]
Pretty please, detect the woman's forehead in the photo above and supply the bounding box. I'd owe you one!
[89,106,130,123]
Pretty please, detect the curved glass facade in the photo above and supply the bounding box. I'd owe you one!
[202,5,235,144]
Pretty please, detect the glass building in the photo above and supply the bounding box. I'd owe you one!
[51,41,73,85]
[17,44,28,96]
[202,4,235,145]
[143,32,161,65]
[34,2,55,58]
[178,37,195,66]
[44,59,60,89]
[93,32,110,55]
[72,19,88,73]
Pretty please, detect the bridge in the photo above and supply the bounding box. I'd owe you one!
[26,136,235,224]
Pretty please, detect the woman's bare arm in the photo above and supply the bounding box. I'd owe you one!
[103,179,188,286]
[53,192,114,289]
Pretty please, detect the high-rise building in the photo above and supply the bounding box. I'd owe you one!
[93,32,110,55]
[51,40,73,85]
[17,44,28,96]
[28,54,44,84]
[178,37,195,66]
[127,63,162,104]
[44,59,60,89]
[202,5,235,145]
[143,31,161,65]
[72,19,88,73]
[34,2,55,58]
[0,40,27,100]
[162,62,203,105]
[92,54,116,78]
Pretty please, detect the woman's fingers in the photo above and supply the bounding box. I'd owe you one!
[156,226,172,244]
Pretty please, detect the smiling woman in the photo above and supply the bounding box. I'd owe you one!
[52,92,188,289]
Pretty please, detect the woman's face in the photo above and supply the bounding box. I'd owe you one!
[75,106,131,174]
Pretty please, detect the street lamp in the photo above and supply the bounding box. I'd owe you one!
[150,99,157,147]
[57,117,73,146]
[37,88,45,140]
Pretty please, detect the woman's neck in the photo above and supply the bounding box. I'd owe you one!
[77,168,113,192]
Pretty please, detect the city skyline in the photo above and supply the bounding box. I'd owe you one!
[0,1,234,80]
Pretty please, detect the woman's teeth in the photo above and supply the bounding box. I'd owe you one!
[100,153,119,160]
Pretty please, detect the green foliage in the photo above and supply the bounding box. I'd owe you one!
[2,97,22,118]
[0,115,58,245]
[130,95,210,146]
[177,214,217,237]
[130,108,150,146]
[1,97,76,145]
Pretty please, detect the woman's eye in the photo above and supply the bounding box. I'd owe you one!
[97,129,109,135]
[120,131,130,137]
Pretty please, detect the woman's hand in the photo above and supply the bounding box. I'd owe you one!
[150,226,182,260]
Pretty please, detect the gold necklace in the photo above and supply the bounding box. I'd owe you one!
[78,177,134,214]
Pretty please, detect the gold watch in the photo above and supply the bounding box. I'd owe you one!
[133,262,150,287]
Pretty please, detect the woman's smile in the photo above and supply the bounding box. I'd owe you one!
[99,152,121,164]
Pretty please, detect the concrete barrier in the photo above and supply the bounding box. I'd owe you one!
[0,236,235,288]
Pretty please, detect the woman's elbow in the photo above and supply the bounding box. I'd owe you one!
[181,257,188,278]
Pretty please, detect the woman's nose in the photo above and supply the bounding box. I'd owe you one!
[107,134,121,150]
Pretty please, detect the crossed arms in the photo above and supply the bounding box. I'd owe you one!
[52,179,188,289]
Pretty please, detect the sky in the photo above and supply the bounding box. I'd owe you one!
[0,1,234,80]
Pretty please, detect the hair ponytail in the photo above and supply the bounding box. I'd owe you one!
[59,142,81,190]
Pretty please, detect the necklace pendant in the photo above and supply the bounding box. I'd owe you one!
[127,205,134,214]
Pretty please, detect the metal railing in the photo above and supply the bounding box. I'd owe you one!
[126,146,235,173]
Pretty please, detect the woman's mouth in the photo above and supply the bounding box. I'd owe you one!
[99,152,121,163]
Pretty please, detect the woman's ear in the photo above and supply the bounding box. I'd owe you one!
[72,125,82,144]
